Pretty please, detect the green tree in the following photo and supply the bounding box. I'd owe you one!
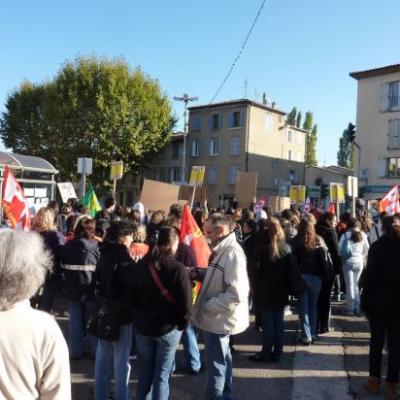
[306,124,318,166]
[337,123,355,169]
[286,107,297,125]
[302,111,313,131]
[0,55,175,189]
[296,111,302,128]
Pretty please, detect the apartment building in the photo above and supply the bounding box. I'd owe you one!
[350,64,400,199]
[187,99,306,206]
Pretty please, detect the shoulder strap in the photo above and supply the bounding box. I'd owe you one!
[148,263,177,306]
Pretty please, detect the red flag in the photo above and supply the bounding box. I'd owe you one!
[379,185,400,216]
[180,205,211,302]
[1,166,31,230]
[327,202,336,214]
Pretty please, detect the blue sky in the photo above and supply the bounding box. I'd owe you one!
[1,0,399,165]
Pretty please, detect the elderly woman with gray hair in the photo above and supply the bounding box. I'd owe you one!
[0,230,71,399]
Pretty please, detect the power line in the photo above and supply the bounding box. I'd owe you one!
[209,0,267,104]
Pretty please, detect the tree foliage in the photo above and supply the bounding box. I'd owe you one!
[286,107,297,125]
[337,123,355,169]
[0,56,175,188]
[302,111,313,131]
[296,111,302,128]
[305,124,318,166]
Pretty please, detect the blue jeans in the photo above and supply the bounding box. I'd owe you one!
[68,300,97,358]
[203,331,233,400]
[136,328,181,400]
[260,306,285,358]
[94,323,132,400]
[298,274,322,342]
[182,324,201,371]
[343,263,362,314]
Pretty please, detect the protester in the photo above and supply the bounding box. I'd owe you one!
[191,213,249,400]
[292,219,330,344]
[59,204,73,234]
[339,218,369,316]
[361,215,400,399]
[316,212,342,333]
[0,230,71,399]
[132,226,192,400]
[32,207,65,312]
[61,216,100,359]
[147,210,166,246]
[94,222,135,400]
[129,223,150,262]
[95,196,117,223]
[249,217,299,364]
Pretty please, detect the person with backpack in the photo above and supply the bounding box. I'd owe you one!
[338,218,369,316]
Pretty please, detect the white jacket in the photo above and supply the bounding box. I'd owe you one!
[192,233,249,335]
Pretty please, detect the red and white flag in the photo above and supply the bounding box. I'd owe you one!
[379,185,400,216]
[1,165,31,230]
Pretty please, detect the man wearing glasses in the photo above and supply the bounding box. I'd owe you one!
[191,213,249,400]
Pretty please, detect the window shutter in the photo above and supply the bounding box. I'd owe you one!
[379,83,390,112]
[378,158,387,178]
[395,119,400,149]
[208,116,213,131]
[239,110,245,127]
[219,113,223,129]
[228,112,233,128]
[217,138,221,155]
[208,139,212,155]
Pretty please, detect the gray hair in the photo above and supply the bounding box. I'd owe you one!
[207,213,230,229]
[0,230,52,311]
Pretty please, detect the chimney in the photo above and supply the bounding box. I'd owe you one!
[271,101,276,108]
[262,92,267,105]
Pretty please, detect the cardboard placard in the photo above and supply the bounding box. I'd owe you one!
[268,196,291,214]
[179,185,206,205]
[57,182,78,203]
[235,171,258,208]
[140,179,181,212]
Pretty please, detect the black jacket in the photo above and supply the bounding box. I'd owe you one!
[132,255,192,337]
[94,241,135,324]
[361,236,400,321]
[316,224,342,275]
[254,241,299,307]
[176,243,197,268]
[61,238,100,301]
[241,232,258,288]
[41,230,65,282]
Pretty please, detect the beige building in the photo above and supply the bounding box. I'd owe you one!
[187,99,306,206]
[350,64,400,199]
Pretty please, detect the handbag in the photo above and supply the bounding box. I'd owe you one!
[318,245,334,283]
[86,264,123,342]
[149,263,177,306]
[340,236,353,261]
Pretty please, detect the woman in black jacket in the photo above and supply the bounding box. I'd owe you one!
[361,215,400,399]
[61,216,100,359]
[94,222,135,400]
[132,226,192,400]
[249,217,299,364]
[316,212,342,334]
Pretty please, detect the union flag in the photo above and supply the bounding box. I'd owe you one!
[1,165,31,230]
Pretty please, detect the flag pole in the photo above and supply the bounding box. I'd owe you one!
[190,185,196,210]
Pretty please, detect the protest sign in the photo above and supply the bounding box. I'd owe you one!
[57,182,78,203]
[235,171,258,208]
[140,179,180,212]
[189,166,205,187]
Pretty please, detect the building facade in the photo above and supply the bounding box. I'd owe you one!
[350,64,400,199]
[187,99,306,206]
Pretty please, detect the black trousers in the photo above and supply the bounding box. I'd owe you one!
[317,276,335,332]
[369,318,400,383]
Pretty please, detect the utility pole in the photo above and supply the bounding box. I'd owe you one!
[174,93,198,183]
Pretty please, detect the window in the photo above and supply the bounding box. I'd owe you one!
[159,167,167,182]
[191,139,199,157]
[208,166,218,184]
[390,81,400,110]
[288,150,292,160]
[191,113,201,131]
[266,114,274,132]
[208,138,220,156]
[287,130,293,142]
[230,137,240,155]
[172,141,180,160]
[297,132,303,144]
[388,119,400,149]
[209,113,221,130]
[387,157,400,177]
[172,167,181,182]
[228,110,244,128]
[228,165,239,185]
[289,170,297,184]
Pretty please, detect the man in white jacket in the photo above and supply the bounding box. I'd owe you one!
[192,213,249,400]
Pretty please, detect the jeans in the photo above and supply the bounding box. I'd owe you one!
[181,324,201,371]
[203,331,233,400]
[68,300,97,358]
[260,306,285,358]
[136,328,181,400]
[298,274,322,342]
[369,318,400,383]
[95,323,133,400]
[343,263,362,314]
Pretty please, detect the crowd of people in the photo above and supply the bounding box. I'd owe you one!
[0,195,399,400]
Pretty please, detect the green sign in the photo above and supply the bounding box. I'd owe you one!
[307,185,321,199]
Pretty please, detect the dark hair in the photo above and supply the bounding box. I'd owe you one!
[105,221,133,243]
[150,226,179,271]
[318,212,336,228]
[66,214,78,235]
[281,209,294,221]
[165,216,182,234]
[347,218,363,243]
[340,212,352,224]
[297,219,318,251]
[382,215,400,241]
[242,209,255,221]
[243,219,256,232]
[74,217,96,239]
[104,197,116,209]
[48,200,60,214]
[127,210,142,225]
[193,209,207,232]
[95,218,110,238]
[169,203,183,219]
